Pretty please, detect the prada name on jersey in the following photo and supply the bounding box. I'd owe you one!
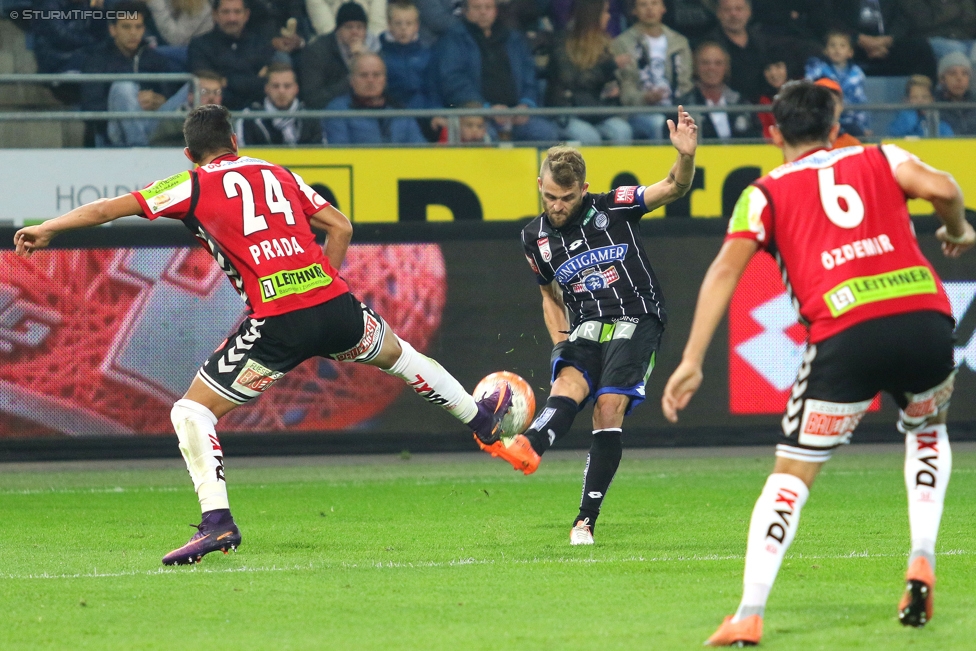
[522,187,666,326]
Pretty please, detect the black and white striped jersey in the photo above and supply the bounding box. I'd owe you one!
[521,186,667,327]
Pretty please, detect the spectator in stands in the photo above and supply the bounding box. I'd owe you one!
[237,63,323,145]
[415,0,458,45]
[323,52,427,143]
[888,74,954,137]
[32,0,107,102]
[805,30,869,137]
[935,52,976,135]
[187,0,275,109]
[458,112,491,142]
[433,101,493,142]
[150,69,227,146]
[146,0,214,69]
[812,77,861,148]
[612,0,693,140]
[749,0,829,41]
[435,0,559,142]
[756,53,787,138]
[301,2,381,108]
[249,0,313,47]
[675,41,759,139]
[662,0,718,44]
[307,0,388,36]
[381,0,445,139]
[899,0,976,63]
[381,0,438,107]
[747,0,824,76]
[705,0,766,102]
[81,2,176,146]
[550,0,628,37]
[545,0,632,144]
[827,1,936,78]
[259,3,313,63]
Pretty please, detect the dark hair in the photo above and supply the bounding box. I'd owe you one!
[388,0,418,15]
[772,80,837,146]
[183,104,235,163]
[192,68,226,83]
[212,0,250,9]
[265,61,295,76]
[110,1,147,23]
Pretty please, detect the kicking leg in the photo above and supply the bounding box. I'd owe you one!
[571,393,627,545]
[493,366,587,475]
[365,327,519,446]
[706,457,821,646]
[162,378,242,566]
[523,366,588,455]
[367,327,478,423]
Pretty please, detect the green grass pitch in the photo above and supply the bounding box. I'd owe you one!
[1,447,974,650]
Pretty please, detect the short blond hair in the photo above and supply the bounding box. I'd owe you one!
[540,146,586,188]
[905,74,933,95]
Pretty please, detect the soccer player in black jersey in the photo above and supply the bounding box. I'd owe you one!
[477,108,698,544]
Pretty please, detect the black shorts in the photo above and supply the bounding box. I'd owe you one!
[551,315,664,414]
[779,310,956,462]
[197,292,386,404]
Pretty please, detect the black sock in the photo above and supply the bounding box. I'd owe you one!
[201,508,232,525]
[523,395,580,455]
[575,428,622,530]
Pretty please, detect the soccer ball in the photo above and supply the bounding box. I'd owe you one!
[473,371,536,442]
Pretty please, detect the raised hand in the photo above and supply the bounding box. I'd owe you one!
[667,105,698,157]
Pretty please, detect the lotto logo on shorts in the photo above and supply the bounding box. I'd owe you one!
[798,398,872,448]
[231,359,283,397]
[614,186,637,204]
[333,313,381,362]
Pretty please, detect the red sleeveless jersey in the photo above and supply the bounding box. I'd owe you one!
[726,144,952,343]
[132,154,349,318]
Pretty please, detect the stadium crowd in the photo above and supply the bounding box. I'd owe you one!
[10,0,976,145]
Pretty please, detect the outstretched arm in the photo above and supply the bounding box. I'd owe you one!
[893,158,974,258]
[661,238,758,422]
[309,204,354,270]
[13,193,143,258]
[641,105,698,212]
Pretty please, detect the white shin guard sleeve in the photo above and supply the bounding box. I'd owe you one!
[905,425,952,567]
[171,399,229,512]
[740,473,810,605]
[383,337,477,423]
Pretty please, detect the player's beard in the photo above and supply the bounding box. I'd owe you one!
[546,197,584,228]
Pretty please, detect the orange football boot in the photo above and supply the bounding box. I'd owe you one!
[704,615,763,647]
[899,556,935,627]
[475,433,540,475]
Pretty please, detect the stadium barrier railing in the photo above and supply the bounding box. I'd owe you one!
[2,73,975,143]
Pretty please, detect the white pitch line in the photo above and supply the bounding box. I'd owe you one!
[1,549,971,581]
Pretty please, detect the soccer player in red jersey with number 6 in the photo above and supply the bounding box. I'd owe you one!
[13,105,513,566]
[662,81,975,646]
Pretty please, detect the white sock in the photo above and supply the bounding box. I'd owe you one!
[382,337,477,423]
[171,399,229,513]
[733,473,810,622]
[905,425,952,570]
